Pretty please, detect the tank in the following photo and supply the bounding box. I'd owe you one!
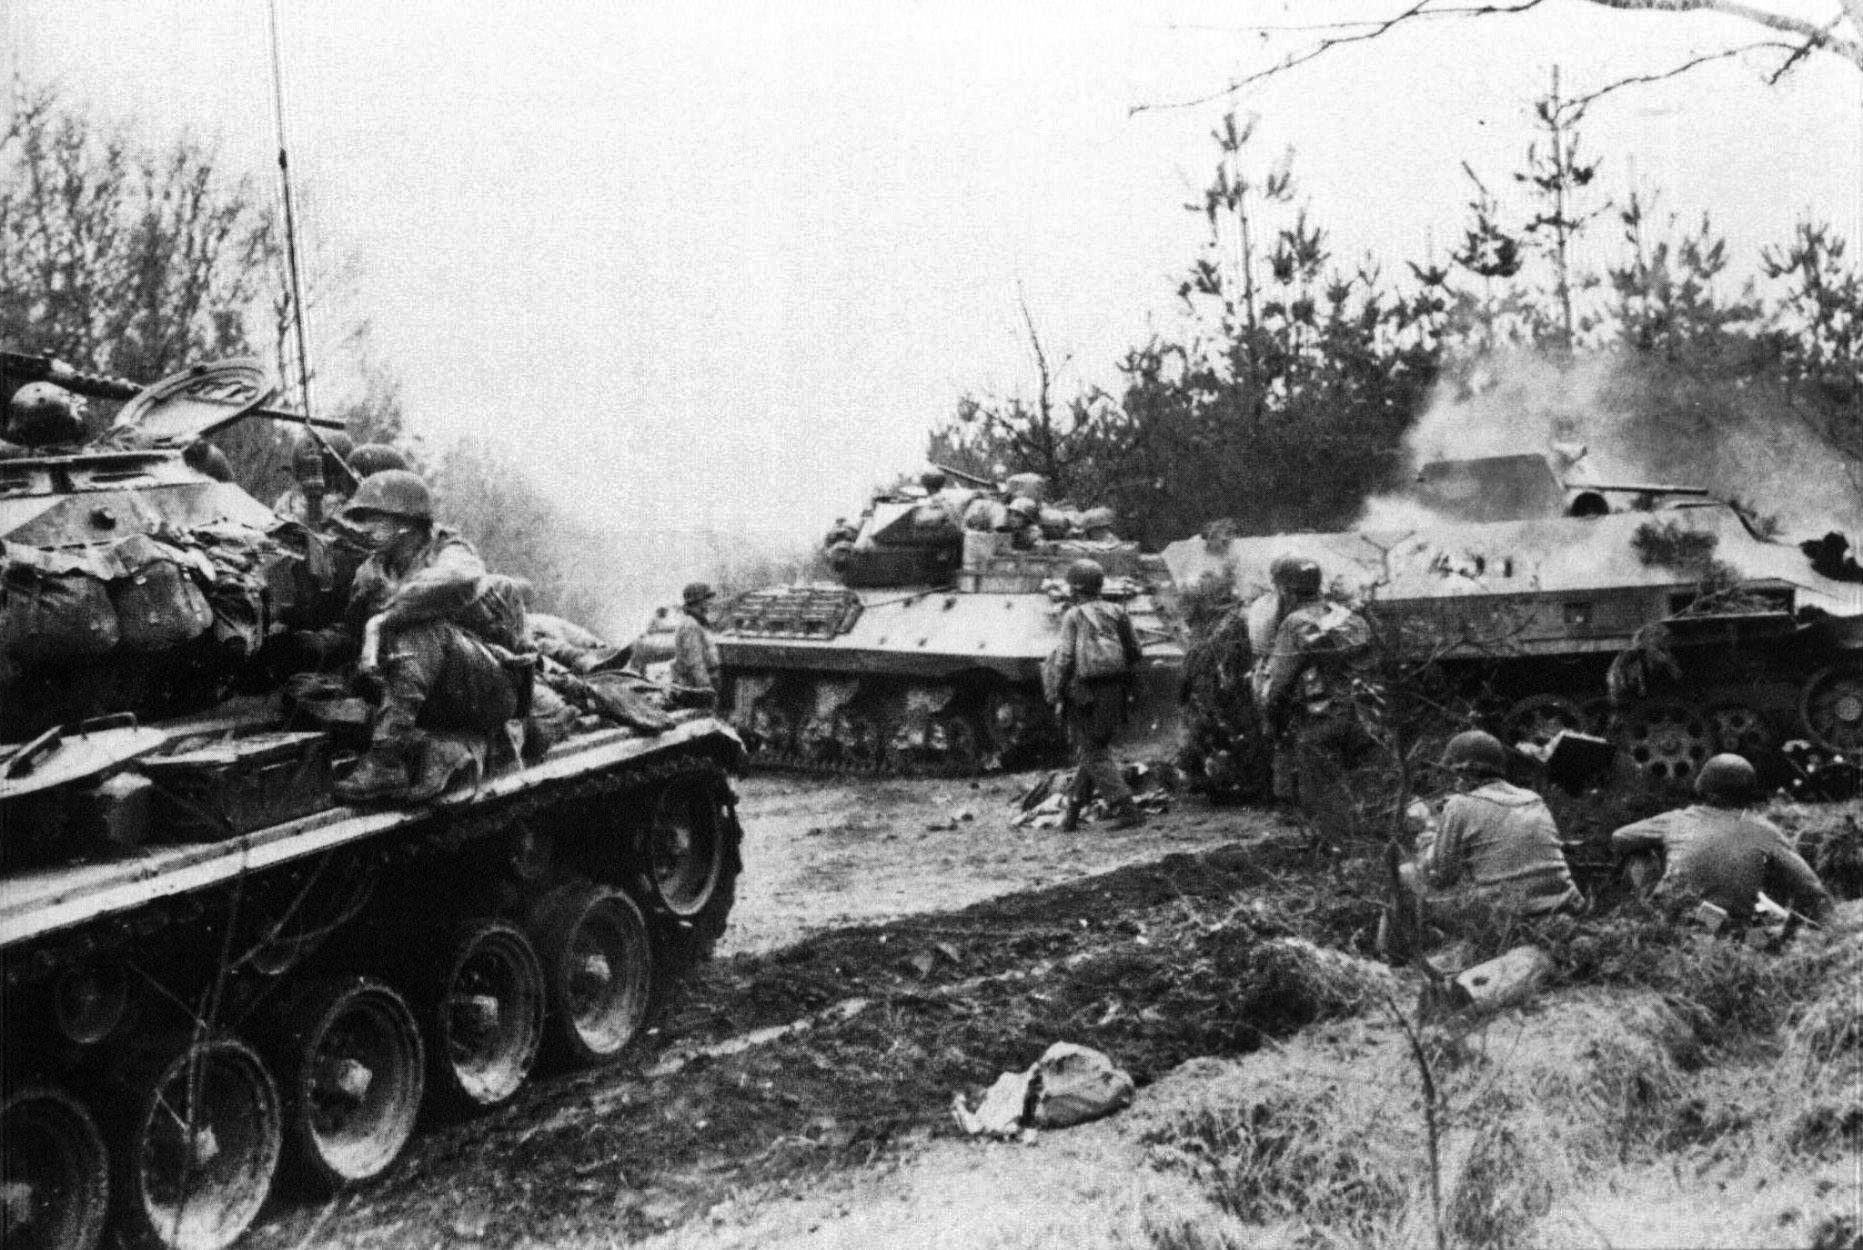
[713,482,1187,773]
[1164,451,1863,792]
[0,353,749,1250]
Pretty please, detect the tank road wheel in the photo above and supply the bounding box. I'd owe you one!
[1800,665,1863,754]
[525,883,654,1065]
[1708,702,1775,758]
[1,1084,109,1250]
[933,712,984,773]
[983,689,1047,769]
[830,708,884,771]
[114,1035,281,1250]
[418,920,545,1112]
[52,960,131,1048]
[1615,701,1713,787]
[269,978,424,1191]
[747,703,797,762]
[1502,694,1590,752]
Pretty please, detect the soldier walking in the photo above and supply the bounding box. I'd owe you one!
[1251,557,1373,832]
[1044,558,1144,831]
[671,582,723,705]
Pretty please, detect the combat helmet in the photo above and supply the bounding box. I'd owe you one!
[348,442,410,479]
[1439,729,1508,779]
[6,381,85,446]
[1065,558,1106,595]
[1272,556,1323,598]
[1695,753,1757,806]
[342,469,433,523]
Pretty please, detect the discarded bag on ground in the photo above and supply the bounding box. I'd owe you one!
[951,1041,1134,1138]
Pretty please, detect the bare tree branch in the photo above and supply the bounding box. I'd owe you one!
[1131,0,1547,115]
[1566,40,1801,110]
[1133,0,1860,117]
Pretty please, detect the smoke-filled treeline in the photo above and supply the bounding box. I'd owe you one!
[934,92,1863,547]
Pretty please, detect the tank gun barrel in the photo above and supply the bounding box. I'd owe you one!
[931,461,995,488]
[1574,482,1712,497]
[1,350,347,432]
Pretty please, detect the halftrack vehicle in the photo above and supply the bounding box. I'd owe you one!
[0,355,748,1250]
[1165,452,1863,793]
[714,483,1187,773]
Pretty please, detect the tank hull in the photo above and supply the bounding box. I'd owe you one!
[716,553,1186,774]
[1,711,747,1250]
[1164,493,1863,792]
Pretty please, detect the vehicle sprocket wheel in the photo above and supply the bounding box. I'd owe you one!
[114,1035,281,1250]
[1800,665,1863,754]
[1614,701,1713,787]
[268,977,424,1191]
[418,919,545,1111]
[525,882,653,1065]
[1,1084,109,1250]
[1501,694,1591,751]
[642,782,726,922]
[1708,702,1774,758]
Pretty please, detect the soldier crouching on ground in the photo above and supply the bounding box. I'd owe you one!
[325,469,531,804]
[1044,558,1144,831]
[1612,753,1834,930]
[1383,729,1583,958]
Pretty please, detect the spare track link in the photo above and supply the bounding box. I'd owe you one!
[4,744,735,993]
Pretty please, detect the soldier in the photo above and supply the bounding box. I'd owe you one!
[1414,730,1582,914]
[1043,558,1144,831]
[999,495,1042,551]
[1251,557,1372,823]
[1612,753,1834,927]
[670,581,723,702]
[183,439,235,483]
[348,441,410,480]
[1077,506,1118,542]
[3,381,86,447]
[331,470,527,803]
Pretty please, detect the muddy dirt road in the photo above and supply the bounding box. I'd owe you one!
[249,773,1285,1249]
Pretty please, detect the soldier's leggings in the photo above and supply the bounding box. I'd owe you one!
[375,620,520,746]
[1065,681,1132,809]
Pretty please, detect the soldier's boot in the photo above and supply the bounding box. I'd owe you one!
[404,734,483,804]
[1060,797,1084,833]
[335,744,412,803]
[336,705,418,804]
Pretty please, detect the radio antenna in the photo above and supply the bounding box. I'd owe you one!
[266,0,315,427]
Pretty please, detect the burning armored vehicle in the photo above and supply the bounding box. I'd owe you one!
[712,471,1188,773]
[1166,451,1863,792]
[0,354,746,1250]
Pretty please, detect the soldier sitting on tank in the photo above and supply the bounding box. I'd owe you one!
[1,380,88,453]
[998,495,1043,551]
[1044,558,1145,831]
[1383,730,1584,957]
[272,431,358,524]
[323,469,531,804]
[1251,557,1374,830]
[1612,753,1834,930]
[347,441,410,481]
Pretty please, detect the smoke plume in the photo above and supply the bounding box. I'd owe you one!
[1358,349,1863,538]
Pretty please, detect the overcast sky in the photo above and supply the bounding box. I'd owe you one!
[5,0,1860,545]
